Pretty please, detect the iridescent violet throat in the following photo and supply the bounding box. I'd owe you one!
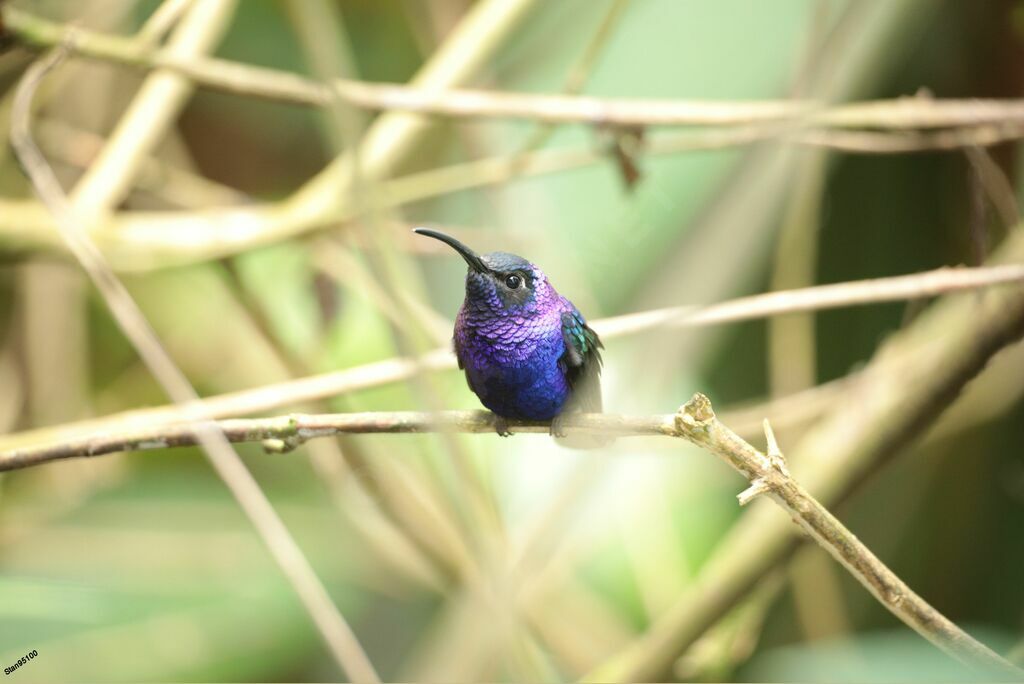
[414,228,604,441]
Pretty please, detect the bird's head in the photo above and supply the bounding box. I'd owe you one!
[414,228,555,315]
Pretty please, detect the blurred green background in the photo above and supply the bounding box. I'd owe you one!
[0,0,1023,681]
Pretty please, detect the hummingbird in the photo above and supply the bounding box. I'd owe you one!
[414,228,604,440]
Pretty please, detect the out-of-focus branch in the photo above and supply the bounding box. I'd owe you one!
[588,224,1024,681]
[69,0,236,218]
[1,124,1022,268]
[135,0,195,45]
[10,45,380,684]
[288,0,544,228]
[593,263,1024,336]
[38,117,247,207]
[5,5,1024,274]
[7,7,1024,131]
[2,262,1022,454]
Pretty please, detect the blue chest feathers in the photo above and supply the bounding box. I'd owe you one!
[456,314,570,421]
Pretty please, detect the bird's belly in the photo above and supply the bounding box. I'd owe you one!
[464,349,570,421]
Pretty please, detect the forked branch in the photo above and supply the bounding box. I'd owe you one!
[673,395,1021,679]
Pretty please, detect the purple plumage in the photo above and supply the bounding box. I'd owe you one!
[415,229,603,435]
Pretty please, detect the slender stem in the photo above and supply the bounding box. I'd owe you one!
[37,117,248,208]
[672,395,1020,678]
[2,262,1023,455]
[289,0,544,222]
[7,7,1024,131]
[134,0,195,45]
[588,230,1024,683]
[5,120,1021,270]
[0,410,675,471]
[10,46,381,684]
[0,395,1017,677]
[69,0,237,219]
[592,263,1024,336]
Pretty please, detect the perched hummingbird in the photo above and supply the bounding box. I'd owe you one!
[414,228,604,439]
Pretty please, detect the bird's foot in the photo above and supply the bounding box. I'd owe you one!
[493,415,513,437]
[549,413,568,438]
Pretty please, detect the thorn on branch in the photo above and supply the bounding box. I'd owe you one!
[737,419,790,506]
[762,418,790,477]
[737,480,768,506]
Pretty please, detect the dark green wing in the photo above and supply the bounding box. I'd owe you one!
[560,310,604,413]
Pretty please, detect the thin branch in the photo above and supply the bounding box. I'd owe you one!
[588,230,1024,682]
[6,5,1024,276]
[2,122,1023,269]
[134,0,195,45]
[9,45,380,684]
[671,395,1020,677]
[508,0,630,172]
[37,116,248,208]
[0,410,674,471]
[2,119,1023,272]
[2,1,1020,271]
[68,0,236,218]
[7,7,1024,131]
[2,262,1023,455]
[593,263,1024,337]
[286,0,545,264]
[965,146,1020,230]
[0,395,1017,677]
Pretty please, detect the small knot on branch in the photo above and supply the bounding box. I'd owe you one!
[676,392,715,433]
[262,436,303,454]
[261,415,304,453]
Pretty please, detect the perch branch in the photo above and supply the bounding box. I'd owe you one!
[7,7,1024,131]
[0,396,1017,677]
[0,410,675,471]
[2,262,1023,456]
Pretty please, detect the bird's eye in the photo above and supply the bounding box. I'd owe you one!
[504,274,522,289]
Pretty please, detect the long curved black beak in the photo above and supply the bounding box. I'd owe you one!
[413,228,490,274]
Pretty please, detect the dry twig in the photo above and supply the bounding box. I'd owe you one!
[672,395,1019,677]
[9,43,380,684]
[1,396,1018,677]
[2,262,1022,457]
[7,7,1024,131]
[588,225,1024,681]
